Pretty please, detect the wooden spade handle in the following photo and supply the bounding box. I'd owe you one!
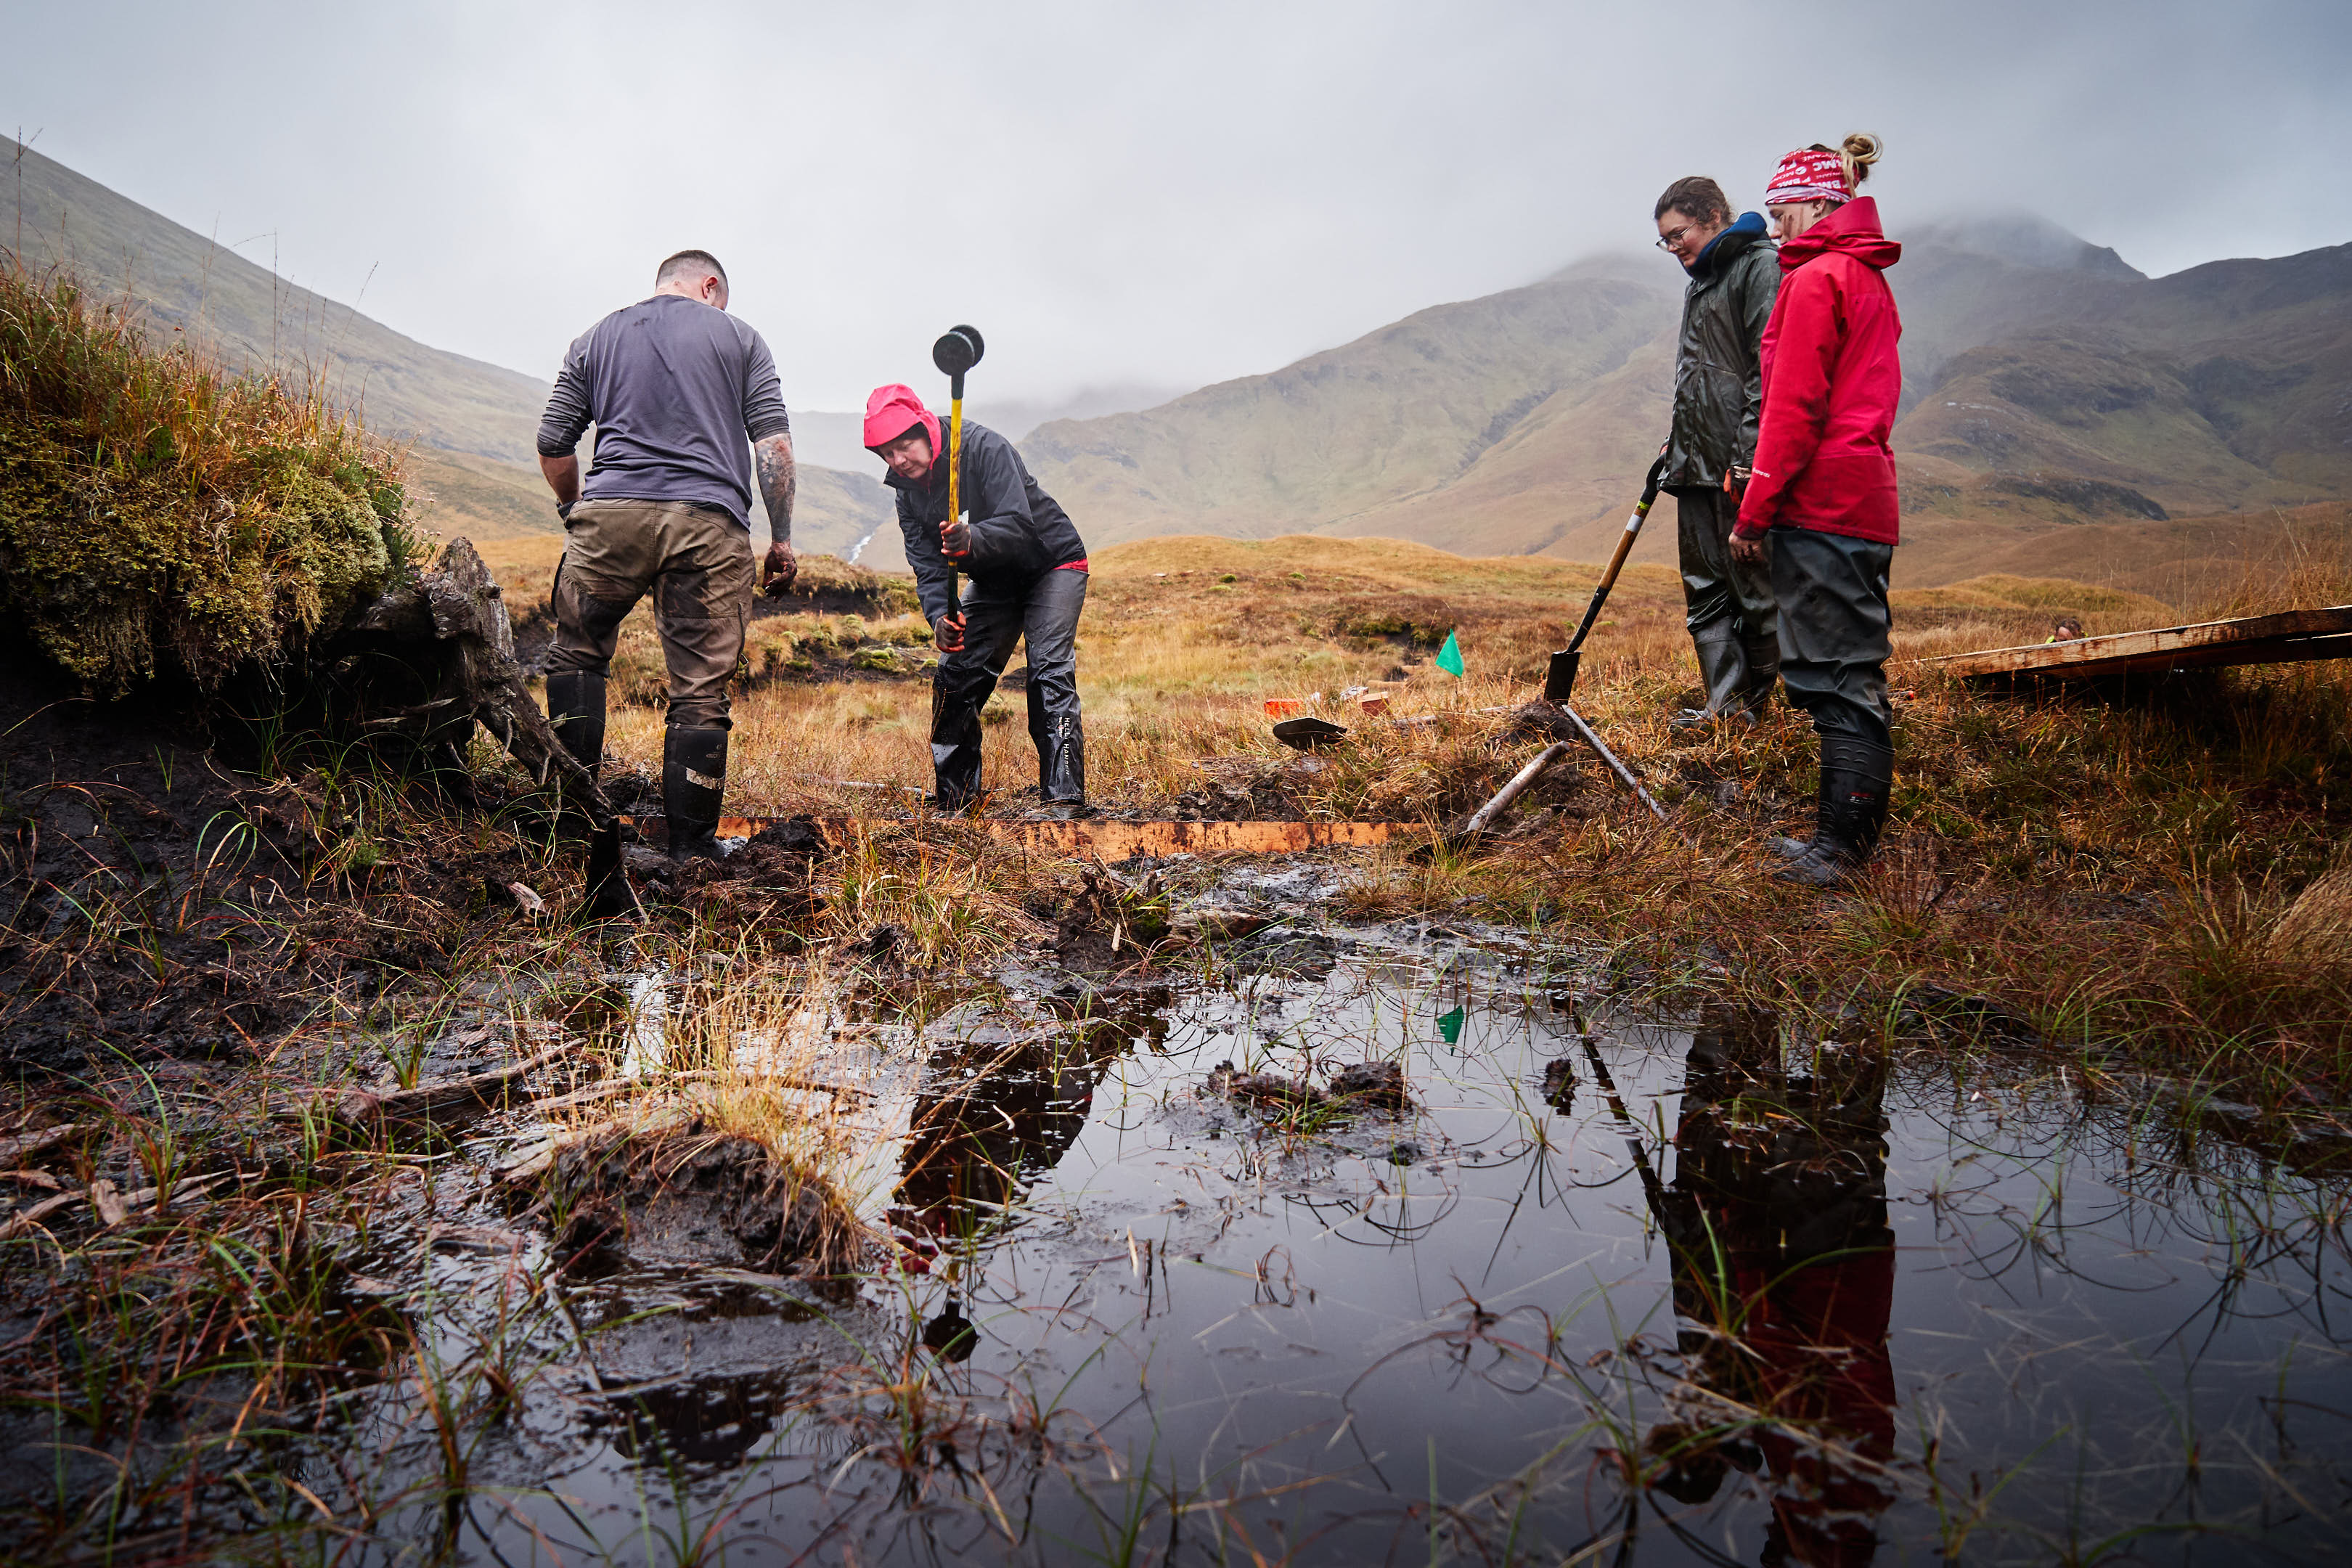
[1564,454,1668,656]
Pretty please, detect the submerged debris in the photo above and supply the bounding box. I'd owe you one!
[1206,1058,1409,1114]
[1540,1055,1576,1111]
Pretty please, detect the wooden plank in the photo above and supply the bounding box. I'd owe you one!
[1925,605,2352,679]
[682,817,1421,860]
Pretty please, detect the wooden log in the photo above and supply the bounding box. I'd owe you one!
[1927,605,2352,680]
[0,1172,237,1242]
[351,538,616,829]
[1450,743,1572,846]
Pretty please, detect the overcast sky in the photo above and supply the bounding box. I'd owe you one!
[6,0,2347,407]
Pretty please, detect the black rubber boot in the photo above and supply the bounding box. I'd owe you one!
[931,738,985,813]
[544,671,607,777]
[1768,750,1839,860]
[1776,737,1893,888]
[662,726,729,861]
[579,820,643,923]
[931,677,987,812]
[1737,633,1781,717]
[1669,632,1752,731]
[1034,705,1087,817]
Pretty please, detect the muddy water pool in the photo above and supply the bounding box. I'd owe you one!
[355,919,2351,1565]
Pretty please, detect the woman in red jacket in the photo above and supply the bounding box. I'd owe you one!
[1730,134,1901,888]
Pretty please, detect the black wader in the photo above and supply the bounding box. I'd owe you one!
[1771,528,1895,883]
[931,566,1088,811]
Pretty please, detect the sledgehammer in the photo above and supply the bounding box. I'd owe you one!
[1544,454,1667,702]
[931,324,985,575]
[928,325,985,788]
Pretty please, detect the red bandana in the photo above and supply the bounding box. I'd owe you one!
[1765,147,1851,208]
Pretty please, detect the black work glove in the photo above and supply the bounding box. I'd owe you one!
[556,500,576,523]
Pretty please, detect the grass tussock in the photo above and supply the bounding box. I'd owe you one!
[0,264,421,693]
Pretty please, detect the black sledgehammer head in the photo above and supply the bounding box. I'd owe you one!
[1543,649,1582,702]
[931,324,985,378]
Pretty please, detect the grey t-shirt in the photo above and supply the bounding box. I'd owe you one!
[536,294,791,527]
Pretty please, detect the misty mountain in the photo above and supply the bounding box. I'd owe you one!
[2,143,896,558]
[791,385,1186,480]
[20,135,2337,589]
[1021,213,2350,584]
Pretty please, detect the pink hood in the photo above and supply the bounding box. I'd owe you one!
[862,384,943,468]
[1776,195,1902,274]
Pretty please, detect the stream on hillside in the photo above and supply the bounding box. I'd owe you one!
[251,876,2349,1565]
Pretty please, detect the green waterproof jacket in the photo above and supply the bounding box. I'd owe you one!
[1662,213,1779,491]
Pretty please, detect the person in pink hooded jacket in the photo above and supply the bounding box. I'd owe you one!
[1729,134,1903,888]
[862,384,1092,817]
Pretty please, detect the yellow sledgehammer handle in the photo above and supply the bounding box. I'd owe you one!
[947,391,963,553]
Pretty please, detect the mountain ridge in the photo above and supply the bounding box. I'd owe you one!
[15,142,2341,589]
[1016,212,2349,583]
[2,142,898,558]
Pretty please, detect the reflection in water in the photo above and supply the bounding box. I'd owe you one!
[342,939,2352,1567]
[921,1296,978,1363]
[608,1366,799,1469]
[889,994,1163,1267]
[1657,1005,1898,1566]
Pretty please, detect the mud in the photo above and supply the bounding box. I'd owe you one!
[1206,1056,1410,1111]
[544,1124,854,1273]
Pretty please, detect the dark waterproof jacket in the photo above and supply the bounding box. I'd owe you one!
[1662,213,1779,491]
[888,420,1088,626]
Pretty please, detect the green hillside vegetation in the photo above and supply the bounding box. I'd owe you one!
[19,139,2339,592]
[7,143,894,552]
[0,265,415,693]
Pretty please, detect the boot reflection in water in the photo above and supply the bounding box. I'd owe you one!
[1650,1003,1898,1565]
[886,1008,1143,1275]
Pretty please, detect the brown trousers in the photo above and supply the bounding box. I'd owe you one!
[546,499,754,729]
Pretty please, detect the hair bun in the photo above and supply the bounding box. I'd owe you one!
[1839,132,1884,189]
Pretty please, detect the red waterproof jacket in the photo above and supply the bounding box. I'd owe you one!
[1734,197,1903,544]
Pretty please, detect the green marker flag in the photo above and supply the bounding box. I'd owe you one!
[1434,629,1464,678]
[1437,1005,1466,1045]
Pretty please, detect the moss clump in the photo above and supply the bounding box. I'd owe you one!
[0,266,420,694]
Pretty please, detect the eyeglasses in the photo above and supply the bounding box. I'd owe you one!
[1654,224,1696,251]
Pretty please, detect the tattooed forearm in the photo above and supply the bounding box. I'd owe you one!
[754,433,796,542]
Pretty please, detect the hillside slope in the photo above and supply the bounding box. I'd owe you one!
[4,143,894,553]
[1022,215,2349,583]
[1023,258,1678,552]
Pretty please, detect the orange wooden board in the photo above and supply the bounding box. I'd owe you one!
[1925,605,2352,679]
[665,817,1423,859]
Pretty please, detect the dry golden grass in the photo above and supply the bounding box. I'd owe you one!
[484,529,2184,816]
[473,523,2352,1104]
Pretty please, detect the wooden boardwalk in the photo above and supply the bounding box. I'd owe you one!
[1926,605,2352,680]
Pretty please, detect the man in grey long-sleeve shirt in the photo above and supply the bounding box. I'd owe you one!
[536,248,799,861]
